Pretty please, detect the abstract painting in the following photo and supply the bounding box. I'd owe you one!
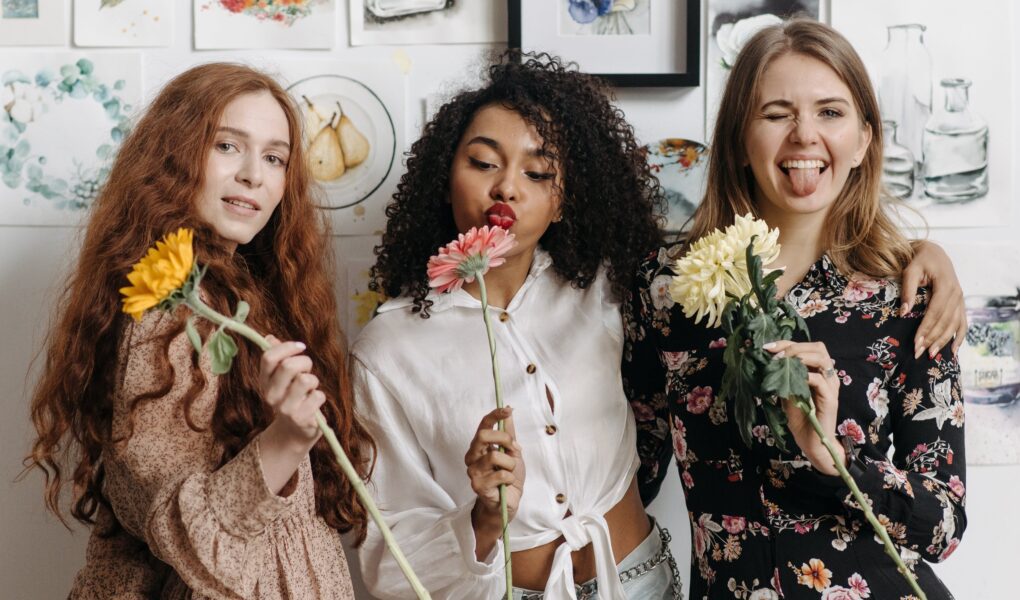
[832,0,1013,228]
[74,0,174,47]
[0,0,63,45]
[0,54,141,225]
[194,0,335,49]
[558,0,651,36]
[349,0,506,45]
[705,0,819,140]
[278,60,405,235]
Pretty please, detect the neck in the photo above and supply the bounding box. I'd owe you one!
[462,247,535,309]
[760,207,827,296]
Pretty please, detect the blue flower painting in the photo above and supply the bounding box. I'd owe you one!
[2,0,39,19]
[561,0,649,36]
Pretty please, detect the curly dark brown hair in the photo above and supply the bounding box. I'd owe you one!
[371,51,665,315]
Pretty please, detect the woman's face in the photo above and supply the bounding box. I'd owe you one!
[195,91,291,252]
[743,52,872,221]
[448,104,562,260]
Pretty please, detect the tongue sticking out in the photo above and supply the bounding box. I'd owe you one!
[788,167,822,197]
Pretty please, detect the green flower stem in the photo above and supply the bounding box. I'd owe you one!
[475,274,514,600]
[800,402,927,600]
[184,291,432,600]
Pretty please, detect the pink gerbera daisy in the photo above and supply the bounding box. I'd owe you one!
[427,225,517,294]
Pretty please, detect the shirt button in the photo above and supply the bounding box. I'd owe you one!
[555,493,567,504]
[526,364,536,374]
[499,312,510,322]
[545,424,558,435]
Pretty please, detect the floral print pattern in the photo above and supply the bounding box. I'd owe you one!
[623,248,966,599]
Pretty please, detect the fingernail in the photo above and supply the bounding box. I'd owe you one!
[900,302,909,316]
[295,342,306,350]
[773,351,785,360]
[763,342,777,350]
[929,348,937,359]
[914,345,925,360]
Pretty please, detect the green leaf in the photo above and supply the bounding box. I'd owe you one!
[746,312,779,348]
[101,0,127,8]
[207,330,238,375]
[763,403,790,453]
[185,317,203,356]
[233,301,250,323]
[762,356,811,403]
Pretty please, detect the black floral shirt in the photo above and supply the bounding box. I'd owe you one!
[623,246,967,600]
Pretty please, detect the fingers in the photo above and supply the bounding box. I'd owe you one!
[914,285,965,359]
[763,341,834,371]
[952,304,969,354]
[464,407,515,466]
[900,264,924,316]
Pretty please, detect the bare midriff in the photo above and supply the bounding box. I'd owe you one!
[509,477,651,591]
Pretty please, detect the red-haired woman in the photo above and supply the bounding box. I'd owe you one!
[25,63,370,599]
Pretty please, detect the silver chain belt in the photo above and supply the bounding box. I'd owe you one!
[519,525,684,600]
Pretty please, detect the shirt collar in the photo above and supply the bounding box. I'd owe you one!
[377,247,555,315]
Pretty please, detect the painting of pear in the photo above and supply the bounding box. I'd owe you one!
[302,95,328,139]
[308,112,346,181]
[336,101,370,167]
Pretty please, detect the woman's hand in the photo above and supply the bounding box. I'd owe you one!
[765,340,845,476]
[465,407,524,559]
[903,241,967,358]
[256,335,327,496]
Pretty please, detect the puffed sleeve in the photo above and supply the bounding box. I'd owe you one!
[102,312,294,599]
[621,252,674,507]
[352,356,506,600]
[832,312,967,563]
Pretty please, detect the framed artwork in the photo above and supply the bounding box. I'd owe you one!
[832,0,1013,228]
[349,0,507,46]
[74,0,174,47]
[277,60,405,235]
[705,0,820,140]
[508,0,700,87]
[645,138,708,233]
[0,0,64,46]
[194,0,335,50]
[0,54,141,226]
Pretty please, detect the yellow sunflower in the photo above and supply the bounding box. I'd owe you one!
[120,228,195,321]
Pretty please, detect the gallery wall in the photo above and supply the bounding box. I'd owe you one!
[1,1,1017,599]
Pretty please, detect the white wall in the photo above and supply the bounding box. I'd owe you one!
[1,2,1017,599]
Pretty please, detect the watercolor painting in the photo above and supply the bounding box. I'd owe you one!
[278,60,404,235]
[350,0,506,45]
[74,0,173,47]
[645,138,708,233]
[0,0,63,45]
[705,0,819,140]
[832,0,1013,228]
[558,0,651,36]
[194,0,335,49]
[0,54,141,225]
[343,258,387,342]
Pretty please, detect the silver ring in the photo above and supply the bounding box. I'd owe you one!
[822,367,837,379]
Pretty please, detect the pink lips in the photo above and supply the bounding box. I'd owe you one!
[484,204,516,230]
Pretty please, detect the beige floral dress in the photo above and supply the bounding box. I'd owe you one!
[69,311,356,600]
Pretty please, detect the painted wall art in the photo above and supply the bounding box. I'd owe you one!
[278,60,404,235]
[349,0,506,46]
[511,0,699,87]
[0,0,64,45]
[343,257,386,342]
[194,0,335,49]
[958,293,1020,464]
[0,54,141,226]
[705,0,819,140]
[832,0,1013,228]
[74,0,173,47]
[645,138,708,233]
[559,0,651,36]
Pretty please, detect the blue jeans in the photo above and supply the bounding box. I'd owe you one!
[512,520,679,599]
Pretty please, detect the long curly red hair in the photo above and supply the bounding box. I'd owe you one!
[24,63,373,542]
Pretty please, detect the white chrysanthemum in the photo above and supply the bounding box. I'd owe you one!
[669,214,781,328]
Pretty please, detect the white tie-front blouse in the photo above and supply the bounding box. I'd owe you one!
[352,249,640,600]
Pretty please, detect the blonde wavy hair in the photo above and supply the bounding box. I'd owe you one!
[688,18,914,278]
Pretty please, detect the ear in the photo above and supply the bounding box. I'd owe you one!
[853,121,873,167]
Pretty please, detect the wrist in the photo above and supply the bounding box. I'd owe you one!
[471,501,504,560]
[809,442,846,477]
[262,420,316,457]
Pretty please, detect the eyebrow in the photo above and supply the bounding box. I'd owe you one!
[217,126,291,151]
[466,135,550,158]
[759,97,852,111]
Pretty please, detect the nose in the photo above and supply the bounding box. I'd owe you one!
[490,170,518,203]
[235,153,263,188]
[789,116,820,146]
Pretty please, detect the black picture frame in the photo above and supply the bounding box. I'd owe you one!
[508,0,701,88]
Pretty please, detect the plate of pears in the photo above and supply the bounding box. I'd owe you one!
[287,74,397,210]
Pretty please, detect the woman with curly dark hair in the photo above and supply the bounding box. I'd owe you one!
[25,63,370,599]
[352,52,683,599]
